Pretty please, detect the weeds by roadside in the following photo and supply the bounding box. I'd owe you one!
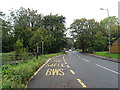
[1,52,65,89]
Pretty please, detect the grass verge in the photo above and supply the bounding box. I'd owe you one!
[1,52,65,89]
[94,51,120,59]
[73,49,82,52]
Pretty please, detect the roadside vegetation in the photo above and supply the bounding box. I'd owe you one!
[94,51,120,59]
[74,49,82,52]
[74,49,120,59]
[1,52,64,88]
[1,7,67,89]
[70,17,120,53]
[1,7,67,54]
[1,6,120,89]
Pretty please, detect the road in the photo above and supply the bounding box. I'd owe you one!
[27,51,119,88]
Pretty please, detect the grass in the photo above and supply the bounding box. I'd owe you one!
[74,49,82,52]
[1,52,65,88]
[94,51,120,59]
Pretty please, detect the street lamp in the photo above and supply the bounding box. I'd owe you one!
[100,8,111,55]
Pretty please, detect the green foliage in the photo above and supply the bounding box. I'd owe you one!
[70,18,100,52]
[94,51,120,59]
[42,14,67,53]
[14,39,24,60]
[92,31,107,51]
[66,38,74,49]
[2,52,64,88]
[1,52,33,63]
[1,13,15,52]
[2,57,43,88]
[2,8,67,54]
[70,17,119,53]
[100,16,120,44]
[14,39,23,53]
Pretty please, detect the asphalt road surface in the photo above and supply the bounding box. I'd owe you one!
[27,51,119,88]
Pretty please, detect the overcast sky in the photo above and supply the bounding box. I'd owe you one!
[0,0,119,27]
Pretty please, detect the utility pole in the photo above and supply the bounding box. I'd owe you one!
[100,8,111,56]
[36,43,39,59]
[42,41,44,55]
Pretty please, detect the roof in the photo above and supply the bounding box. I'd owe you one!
[112,38,120,45]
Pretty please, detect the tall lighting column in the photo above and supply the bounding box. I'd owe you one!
[100,8,111,55]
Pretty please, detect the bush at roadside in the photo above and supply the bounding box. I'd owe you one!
[1,52,64,88]
[2,57,44,88]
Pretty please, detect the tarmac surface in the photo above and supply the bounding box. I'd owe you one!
[27,51,119,88]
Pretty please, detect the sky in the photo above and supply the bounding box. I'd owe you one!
[0,0,119,28]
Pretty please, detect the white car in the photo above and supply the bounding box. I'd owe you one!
[69,49,72,52]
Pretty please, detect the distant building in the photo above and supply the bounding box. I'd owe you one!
[110,38,120,53]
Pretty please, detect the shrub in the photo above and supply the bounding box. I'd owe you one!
[2,52,64,88]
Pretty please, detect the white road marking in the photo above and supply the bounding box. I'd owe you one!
[96,64,119,75]
[83,59,90,62]
[77,55,89,62]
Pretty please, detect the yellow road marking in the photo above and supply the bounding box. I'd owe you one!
[59,69,65,75]
[67,65,70,68]
[63,55,65,60]
[45,68,64,76]
[45,68,53,75]
[46,63,64,67]
[65,62,67,64]
[77,78,87,88]
[25,58,51,88]
[34,58,51,75]
[70,70,75,74]
[61,64,64,67]
[51,60,62,62]
[63,55,66,62]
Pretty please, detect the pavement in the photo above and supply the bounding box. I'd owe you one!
[27,51,119,88]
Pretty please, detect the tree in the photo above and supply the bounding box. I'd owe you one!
[14,39,23,60]
[66,37,74,49]
[2,8,67,54]
[10,7,43,50]
[100,16,119,44]
[29,28,51,54]
[1,11,15,52]
[92,31,107,51]
[70,18,100,52]
[42,14,67,53]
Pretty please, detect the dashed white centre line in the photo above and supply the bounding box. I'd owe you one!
[83,59,90,62]
[96,64,119,75]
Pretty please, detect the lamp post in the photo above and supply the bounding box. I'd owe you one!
[36,43,39,59]
[42,41,44,55]
[100,8,111,55]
